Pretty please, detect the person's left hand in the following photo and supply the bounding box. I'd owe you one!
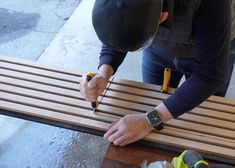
[103,114,154,146]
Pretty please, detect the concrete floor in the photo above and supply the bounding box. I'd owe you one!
[0,1,108,168]
[0,0,235,167]
[0,0,81,60]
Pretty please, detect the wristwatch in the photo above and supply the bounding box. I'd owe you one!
[146,108,163,131]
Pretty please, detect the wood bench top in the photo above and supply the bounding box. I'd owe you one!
[0,55,234,165]
[100,144,224,168]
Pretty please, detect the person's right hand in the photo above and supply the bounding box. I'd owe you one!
[80,72,108,102]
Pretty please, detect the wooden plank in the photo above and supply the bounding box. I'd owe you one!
[0,97,234,162]
[103,89,235,122]
[108,82,235,114]
[0,90,116,123]
[0,61,80,83]
[0,55,82,77]
[3,81,234,148]
[1,55,234,107]
[145,134,235,160]
[101,144,226,168]
[0,56,234,113]
[166,119,235,140]
[112,78,235,106]
[0,99,109,131]
[0,56,234,164]
[100,95,235,140]
[162,127,235,149]
[0,68,79,90]
[178,113,235,131]
[100,144,176,168]
[190,108,235,123]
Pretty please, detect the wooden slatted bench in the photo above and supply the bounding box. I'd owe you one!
[0,56,235,165]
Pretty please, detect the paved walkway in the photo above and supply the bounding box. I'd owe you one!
[0,1,109,168]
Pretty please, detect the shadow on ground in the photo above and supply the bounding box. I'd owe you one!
[0,8,39,44]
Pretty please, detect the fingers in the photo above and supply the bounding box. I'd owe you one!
[80,73,101,102]
[114,134,130,146]
[107,130,124,143]
[104,122,119,139]
[104,120,134,146]
[108,121,118,129]
[87,75,98,89]
[103,114,153,147]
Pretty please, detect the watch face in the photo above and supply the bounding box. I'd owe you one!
[147,109,163,131]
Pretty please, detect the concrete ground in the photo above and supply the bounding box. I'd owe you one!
[0,1,108,168]
[0,0,235,167]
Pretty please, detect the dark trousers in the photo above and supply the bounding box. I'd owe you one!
[142,39,235,97]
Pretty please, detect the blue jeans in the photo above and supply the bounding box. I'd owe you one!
[142,39,235,97]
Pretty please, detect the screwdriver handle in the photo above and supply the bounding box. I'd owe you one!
[161,68,171,93]
[86,72,99,110]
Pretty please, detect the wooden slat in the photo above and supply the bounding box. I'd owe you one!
[0,56,234,164]
[0,90,116,123]
[0,68,79,90]
[190,107,235,123]
[104,89,235,122]
[99,93,235,140]
[162,127,235,149]
[1,98,234,161]
[166,119,235,140]
[108,82,235,114]
[2,54,234,106]
[112,78,235,106]
[0,55,82,77]
[145,134,235,160]
[0,99,109,131]
[0,61,80,83]
[178,113,235,131]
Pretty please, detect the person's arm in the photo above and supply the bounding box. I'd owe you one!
[98,44,127,77]
[163,0,231,118]
[80,45,127,103]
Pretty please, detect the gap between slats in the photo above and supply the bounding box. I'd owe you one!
[145,133,235,159]
[0,61,81,83]
[1,57,234,108]
[1,59,235,115]
[162,126,235,149]
[1,57,235,161]
[1,72,233,131]
[1,81,234,143]
[0,89,234,152]
[0,99,109,131]
[102,90,235,123]
[111,79,235,107]
[108,83,235,115]
[0,55,81,77]
[0,68,80,91]
[0,90,119,123]
[1,98,234,160]
[0,78,234,142]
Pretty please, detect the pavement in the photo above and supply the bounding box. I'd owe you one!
[0,0,81,60]
[0,1,108,168]
[0,0,235,167]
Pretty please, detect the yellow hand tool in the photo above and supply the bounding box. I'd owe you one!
[173,150,209,168]
[161,68,171,93]
[86,72,99,112]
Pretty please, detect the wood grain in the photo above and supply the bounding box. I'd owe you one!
[0,56,234,164]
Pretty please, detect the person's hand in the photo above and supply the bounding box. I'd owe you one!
[103,114,154,146]
[80,72,108,102]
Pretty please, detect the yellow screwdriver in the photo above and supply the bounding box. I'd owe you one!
[86,72,99,112]
[161,68,171,93]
